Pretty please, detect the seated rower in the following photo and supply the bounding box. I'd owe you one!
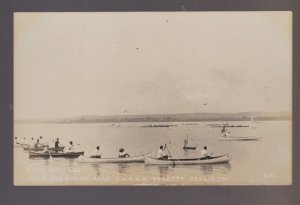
[224,131,231,138]
[66,141,75,152]
[14,137,18,145]
[34,139,41,148]
[200,146,212,159]
[157,144,168,160]
[90,146,101,158]
[30,137,35,147]
[42,145,49,153]
[119,148,130,158]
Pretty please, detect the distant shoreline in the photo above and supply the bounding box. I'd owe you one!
[15,111,291,124]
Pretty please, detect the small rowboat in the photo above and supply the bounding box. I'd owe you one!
[15,143,30,148]
[24,146,65,152]
[29,151,84,158]
[183,134,196,150]
[144,154,231,165]
[78,153,152,163]
[219,136,261,141]
[183,146,197,150]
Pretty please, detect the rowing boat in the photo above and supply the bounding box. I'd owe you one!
[15,143,30,148]
[183,134,196,150]
[24,146,65,152]
[29,151,84,158]
[144,154,231,165]
[78,153,152,163]
[183,146,197,150]
[219,136,260,141]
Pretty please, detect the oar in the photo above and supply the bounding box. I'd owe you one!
[48,149,53,160]
[165,145,175,166]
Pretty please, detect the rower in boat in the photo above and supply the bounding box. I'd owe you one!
[40,145,49,153]
[55,138,63,148]
[157,144,169,160]
[119,148,130,158]
[90,146,102,158]
[66,141,75,152]
[30,137,35,147]
[22,137,27,145]
[200,146,213,159]
[39,136,48,146]
[34,139,42,148]
[224,131,231,138]
[221,125,226,133]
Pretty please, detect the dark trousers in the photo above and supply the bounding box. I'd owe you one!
[158,155,168,160]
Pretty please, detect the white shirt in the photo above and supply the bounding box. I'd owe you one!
[90,149,102,157]
[157,149,166,158]
[119,151,128,157]
[66,144,75,152]
[200,149,208,158]
[30,140,35,147]
[224,131,231,138]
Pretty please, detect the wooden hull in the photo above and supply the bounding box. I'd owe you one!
[145,154,231,165]
[78,153,151,163]
[183,146,197,150]
[15,143,30,148]
[219,136,260,141]
[29,151,84,158]
[24,146,65,152]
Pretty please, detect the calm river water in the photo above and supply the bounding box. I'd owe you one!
[14,121,291,185]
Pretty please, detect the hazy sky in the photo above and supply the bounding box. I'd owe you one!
[14,12,292,119]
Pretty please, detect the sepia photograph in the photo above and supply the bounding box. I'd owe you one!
[14,12,292,186]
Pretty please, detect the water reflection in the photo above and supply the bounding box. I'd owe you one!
[199,163,232,175]
[118,163,129,174]
[157,165,170,177]
[92,163,101,176]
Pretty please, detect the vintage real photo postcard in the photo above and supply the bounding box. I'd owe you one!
[14,12,292,186]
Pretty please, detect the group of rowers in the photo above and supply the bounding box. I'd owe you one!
[157,144,212,160]
[16,136,212,160]
[15,136,47,147]
[88,146,130,159]
[15,136,132,159]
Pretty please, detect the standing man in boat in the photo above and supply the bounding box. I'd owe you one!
[119,148,130,158]
[55,138,63,148]
[90,146,101,158]
[221,125,226,133]
[200,146,212,159]
[157,144,168,159]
